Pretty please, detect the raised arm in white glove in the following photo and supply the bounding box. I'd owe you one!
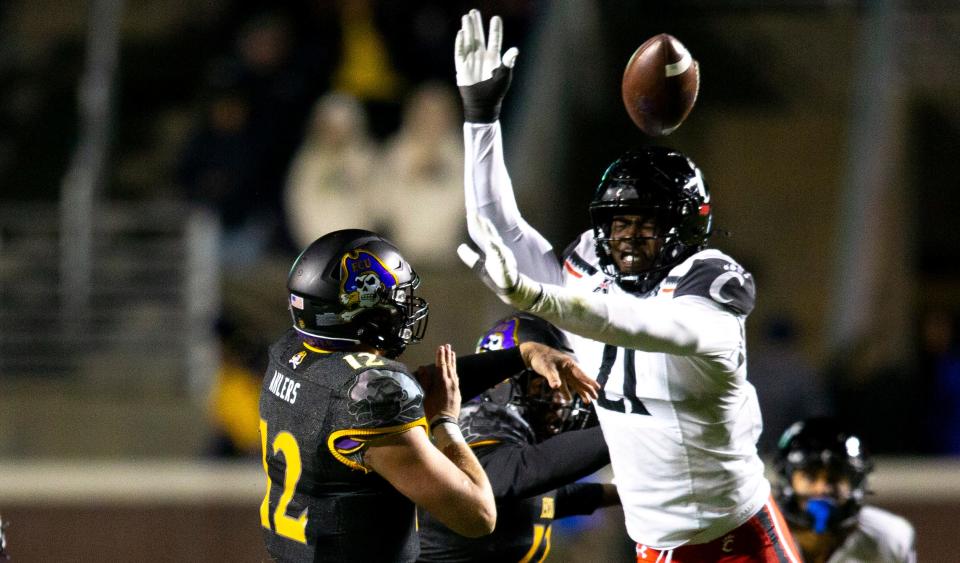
[457,214,543,310]
[455,9,519,123]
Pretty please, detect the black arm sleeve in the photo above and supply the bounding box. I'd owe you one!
[554,483,607,518]
[456,348,526,401]
[476,425,609,499]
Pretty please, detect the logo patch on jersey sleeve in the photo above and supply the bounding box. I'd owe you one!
[673,258,756,315]
[563,252,598,279]
[347,369,424,427]
[540,496,556,519]
[288,351,307,369]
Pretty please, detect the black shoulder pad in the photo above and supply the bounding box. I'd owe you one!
[459,401,534,447]
[346,368,425,428]
[673,257,756,316]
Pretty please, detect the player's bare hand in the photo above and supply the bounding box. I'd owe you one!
[420,344,461,421]
[518,341,599,404]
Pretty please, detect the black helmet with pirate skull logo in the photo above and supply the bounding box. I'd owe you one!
[287,229,428,358]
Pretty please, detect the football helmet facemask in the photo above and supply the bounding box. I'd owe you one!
[773,417,874,535]
[287,229,428,358]
[475,313,592,441]
[590,146,712,294]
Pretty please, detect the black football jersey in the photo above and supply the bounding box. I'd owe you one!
[259,329,427,563]
[418,401,609,562]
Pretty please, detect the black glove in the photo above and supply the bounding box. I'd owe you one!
[459,63,513,123]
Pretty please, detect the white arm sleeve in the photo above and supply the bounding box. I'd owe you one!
[464,122,563,285]
[530,283,742,358]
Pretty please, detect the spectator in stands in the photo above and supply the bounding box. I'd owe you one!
[206,314,265,458]
[176,86,273,267]
[283,92,381,250]
[329,0,403,139]
[184,12,325,262]
[375,82,464,267]
[923,310,960,454]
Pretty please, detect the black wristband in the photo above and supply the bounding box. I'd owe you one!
[429,415,459,433]
[459,64,513,123]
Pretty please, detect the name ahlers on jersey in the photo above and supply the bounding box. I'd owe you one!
[266,370,301,404]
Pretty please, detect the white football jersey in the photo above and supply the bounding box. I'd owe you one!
[827,506,916,563]
[464,122,770,548]
[556,236,769,548]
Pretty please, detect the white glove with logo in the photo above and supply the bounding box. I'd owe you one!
[454,9,519,122]
[457,214,542,310]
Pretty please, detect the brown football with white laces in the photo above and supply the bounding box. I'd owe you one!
[622,33,700,136]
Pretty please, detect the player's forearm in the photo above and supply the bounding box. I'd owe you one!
[529,284,734,355]
[485,426,609,499]
[464,122,562,284]
[433,424,497,536]
[456,348,526,401]
[554,483,620,518]
[440,442,492,493]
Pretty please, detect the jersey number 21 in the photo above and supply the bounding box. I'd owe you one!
[596,344,650,415]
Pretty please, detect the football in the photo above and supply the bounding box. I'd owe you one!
[621,33,699,136]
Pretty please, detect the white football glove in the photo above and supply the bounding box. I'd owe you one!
[457,214,541,310]
[454,10,519,123]
[454,9,519,86]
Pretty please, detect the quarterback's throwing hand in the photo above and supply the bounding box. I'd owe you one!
[420,344,461,423]
[455,9,518,122]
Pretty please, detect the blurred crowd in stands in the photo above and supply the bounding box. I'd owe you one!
[173,0,535,270]
[3,0,960,460]
[1,0,540,458]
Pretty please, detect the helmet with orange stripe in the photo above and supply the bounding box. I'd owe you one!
[590,146,713,294]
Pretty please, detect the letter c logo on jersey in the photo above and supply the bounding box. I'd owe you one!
[709,267,746,304]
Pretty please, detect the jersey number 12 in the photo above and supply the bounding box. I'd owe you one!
[260,419,308,543]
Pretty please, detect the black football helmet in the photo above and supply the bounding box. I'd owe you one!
[773,417,874,535]
[590,146,712,293]
[287,229,428,358]
[475,313,592,441]
[0,513,7,560]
